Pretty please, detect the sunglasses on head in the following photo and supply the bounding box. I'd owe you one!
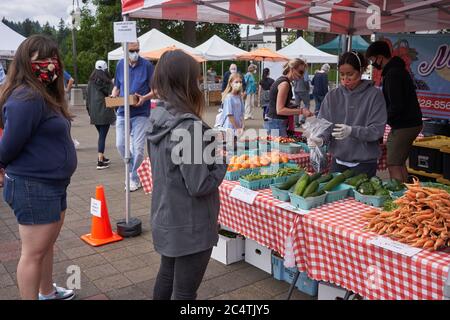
[129,49,140,53]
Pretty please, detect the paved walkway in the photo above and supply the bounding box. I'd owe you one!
[0,103,313,300]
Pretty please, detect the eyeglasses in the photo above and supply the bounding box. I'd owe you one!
[129,49,140,53]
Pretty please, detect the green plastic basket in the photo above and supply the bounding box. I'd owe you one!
[289,192,327,210]
[389,189,406,198]
[224,169,253,181]
[239,177,273,190]
[272,173,303,184]
[353,190,390,207]
[324,183,352,203]
[271,142,302,154]
[270,183,291,202]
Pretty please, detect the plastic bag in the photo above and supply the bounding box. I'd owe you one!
[302,117,333,173]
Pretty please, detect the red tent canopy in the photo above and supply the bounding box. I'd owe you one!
[122,0,259,25]
[122,0,450,35]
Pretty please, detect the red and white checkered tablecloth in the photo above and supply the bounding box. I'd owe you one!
[219,180,308,272]
[301,198,450,300]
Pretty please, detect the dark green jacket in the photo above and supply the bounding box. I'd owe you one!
[86,79,115,125]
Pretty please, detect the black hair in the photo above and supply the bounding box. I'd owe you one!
[262,68,270,80]
[338,51,368,73]
[366,40,392,59]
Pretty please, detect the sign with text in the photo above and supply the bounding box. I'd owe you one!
[113,21,137,43]
[229,186,258,205]
[368,236,422,257]
[276,202,309,215]
[90,198,102,218]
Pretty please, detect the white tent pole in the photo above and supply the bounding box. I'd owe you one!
[123,14,131,225]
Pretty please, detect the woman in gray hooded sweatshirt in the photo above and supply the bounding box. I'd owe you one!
[147,50,227,300]
[308,51,387,177]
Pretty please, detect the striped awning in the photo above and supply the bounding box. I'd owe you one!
[121,0,450,35]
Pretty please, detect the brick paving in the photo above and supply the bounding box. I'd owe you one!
[0,102,313,300]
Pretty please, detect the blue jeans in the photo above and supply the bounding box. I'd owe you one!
[314,95,325,115]
[116,115,149,184]
[264,118,288,137]
[294,92,310,125]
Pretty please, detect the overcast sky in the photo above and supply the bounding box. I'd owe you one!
[0,0,264,36]
[0,0,93,27]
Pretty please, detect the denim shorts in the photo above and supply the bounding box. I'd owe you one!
[3,174,68,225]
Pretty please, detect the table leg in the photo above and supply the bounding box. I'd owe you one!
[285,270,301,300]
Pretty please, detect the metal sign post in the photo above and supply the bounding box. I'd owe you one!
[115,14,142,237]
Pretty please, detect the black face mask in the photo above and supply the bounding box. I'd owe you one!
[371,57,383,70]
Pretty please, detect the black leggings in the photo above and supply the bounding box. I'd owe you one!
[95,124,110,154]
[153,248,212,300]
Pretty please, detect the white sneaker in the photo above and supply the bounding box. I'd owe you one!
[39,283,75,300]
[125,180,142,192]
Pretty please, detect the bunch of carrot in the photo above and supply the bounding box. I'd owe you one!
[360,178,450,251]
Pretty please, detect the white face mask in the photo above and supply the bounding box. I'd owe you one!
[230,68,237,74]
[232,83,242,91]
[129,52,139,62]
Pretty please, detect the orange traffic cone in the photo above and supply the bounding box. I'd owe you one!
[81,185,123,246]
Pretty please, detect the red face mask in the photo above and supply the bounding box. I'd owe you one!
[31,59,61,85]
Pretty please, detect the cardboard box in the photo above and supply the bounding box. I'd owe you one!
[244,238,272,274]
[105,95,138,108]
[318,282,356,300]
[211,232,245,265]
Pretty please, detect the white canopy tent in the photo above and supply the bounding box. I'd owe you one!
[277,36,338,64]
[0,22,26,58]
[107,28,201,61]
[195,35,247,61]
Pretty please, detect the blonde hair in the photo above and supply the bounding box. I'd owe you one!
[282,58,306,75]
[222,73,243,102]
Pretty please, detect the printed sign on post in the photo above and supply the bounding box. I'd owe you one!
[229,186,258,205]
[113,21,137,43]
[90,198,102,218]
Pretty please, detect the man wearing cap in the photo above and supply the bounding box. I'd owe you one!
[86,60,116,170]
[111,41,155,191]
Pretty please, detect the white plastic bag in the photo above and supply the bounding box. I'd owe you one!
[302,117,333,173]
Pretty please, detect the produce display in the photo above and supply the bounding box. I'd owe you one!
[227,152,289,171]
[360,179,450,251]
[347,175,400,196]
[241,166,303,182]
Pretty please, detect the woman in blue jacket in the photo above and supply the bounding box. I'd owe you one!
[0,35,77,300]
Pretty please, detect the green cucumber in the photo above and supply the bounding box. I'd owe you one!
[323,174,346,192]
[278,175,301,190]
[316,174,333,184]
[346,173,368,187]
[341,169,355,179]
[302,180,319,198]
[308,189,325,197]
[309,173,322,182]
[294,174,310,196]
